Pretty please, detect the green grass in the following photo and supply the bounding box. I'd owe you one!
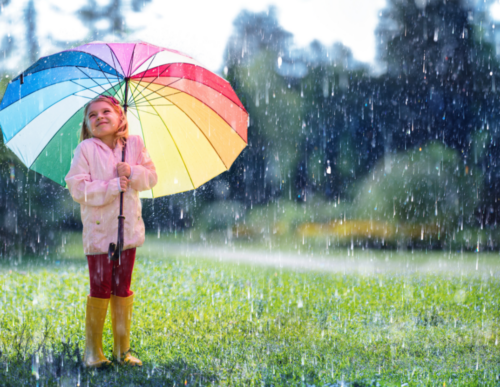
[0,234,499,386]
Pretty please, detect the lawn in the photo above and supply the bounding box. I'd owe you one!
[0,233,499,386]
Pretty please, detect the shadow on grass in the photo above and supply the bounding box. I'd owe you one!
[0,342,219,387]
[0,357,378,387]
[0,333,380,387]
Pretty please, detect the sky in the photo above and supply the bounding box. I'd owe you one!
[128,0,388,70]
[490,1,500,19]
[1,0,387,74]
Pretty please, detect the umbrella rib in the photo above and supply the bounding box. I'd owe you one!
[12,52,121,80]
[2,71,118,110]
[122,44,138,108]
[130,76,181,106]
[75,67,114,95]
[148,88,230,170]
[128,53,160,105]
[91,56,121,97]
[145,81,247,143]
[138,64,247,113]
[129,63,172,105]
[135,75,247,115]
[128,66,176,104]
[135,93,181,107]
[127,44,137,77]
[129,82,155,199]
[69,80,109,98]
[108,50,126,101]
[133,104,175,107]
[132,92,183,107]
[143,95,197,189]
[127,108,140,119]
[27,81,122,171]
[106,43,126,77]
[131,107,165,116]
[140,82,247,144]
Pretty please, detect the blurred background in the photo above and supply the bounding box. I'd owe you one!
[2,0,500,257]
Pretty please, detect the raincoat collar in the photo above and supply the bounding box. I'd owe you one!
[88,137,126,153]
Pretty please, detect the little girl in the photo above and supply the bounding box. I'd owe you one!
[65,95,157,368]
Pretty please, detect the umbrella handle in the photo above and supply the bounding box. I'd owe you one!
[109,138,127,261]
[108,214,125,261]
[108,242,117,260]
[109,81,129,262]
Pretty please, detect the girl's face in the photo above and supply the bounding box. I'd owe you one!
[87,101,122,140]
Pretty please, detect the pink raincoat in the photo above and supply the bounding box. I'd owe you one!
[65,135,157,255]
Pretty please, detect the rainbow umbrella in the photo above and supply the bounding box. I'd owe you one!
[0,41,248,198]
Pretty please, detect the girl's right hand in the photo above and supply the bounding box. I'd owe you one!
[119,176,129,192]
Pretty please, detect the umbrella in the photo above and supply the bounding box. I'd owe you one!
[0,41,248,199]
[0,41,249,260]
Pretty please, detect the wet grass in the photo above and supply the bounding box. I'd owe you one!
[0,235,499,386]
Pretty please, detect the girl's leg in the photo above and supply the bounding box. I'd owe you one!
[111,248,136,297]
[87,253,114,299]
[84,254,113,367]
[110,248,142,366]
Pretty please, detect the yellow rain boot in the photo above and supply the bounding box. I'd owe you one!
[84,296,112,368]
[110,294,142,366]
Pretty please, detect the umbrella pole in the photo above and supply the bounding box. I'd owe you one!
[109,78,129,263]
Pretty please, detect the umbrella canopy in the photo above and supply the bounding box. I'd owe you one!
[0,41,248,198]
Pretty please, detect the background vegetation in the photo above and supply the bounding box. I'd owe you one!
[3,0,500,257]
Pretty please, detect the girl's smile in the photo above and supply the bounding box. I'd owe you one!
[88,101,123,148]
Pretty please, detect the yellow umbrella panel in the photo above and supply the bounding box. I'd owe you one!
[126,74,248,198]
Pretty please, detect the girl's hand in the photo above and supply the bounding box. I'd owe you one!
[119,176,129,192]
[117,162,131,178]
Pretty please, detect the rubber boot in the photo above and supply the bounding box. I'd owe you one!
[84,296,112,368]
[110,294,142,366]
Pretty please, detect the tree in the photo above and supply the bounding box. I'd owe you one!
[0,134,70,258]
[223,9,375,205]
[77,0,153,41]
[225,6,292,68]
[223,7,303,204]
[375,0,500,227]
[0,0,15,75]
[24,0,38,64]
[353,142,483,245]
[293,41,373,202]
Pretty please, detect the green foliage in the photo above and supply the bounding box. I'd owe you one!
[0,76,9,101]
[0,237,499,386]
[226,47,305,201]
[197,200,246,231]
[219,0,500,225]
[353,142,482,227]
[0,73,77,258]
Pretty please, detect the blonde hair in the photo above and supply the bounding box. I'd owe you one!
[80,95,129,142]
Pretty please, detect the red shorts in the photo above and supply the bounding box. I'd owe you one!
[86,248,136,299]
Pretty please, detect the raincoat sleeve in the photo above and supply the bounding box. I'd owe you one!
[129,136,158,192]
[65,143,121,207]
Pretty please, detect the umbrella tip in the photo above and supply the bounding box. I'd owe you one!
[20,74,24,85]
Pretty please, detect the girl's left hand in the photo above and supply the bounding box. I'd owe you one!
[117,162,131,178]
